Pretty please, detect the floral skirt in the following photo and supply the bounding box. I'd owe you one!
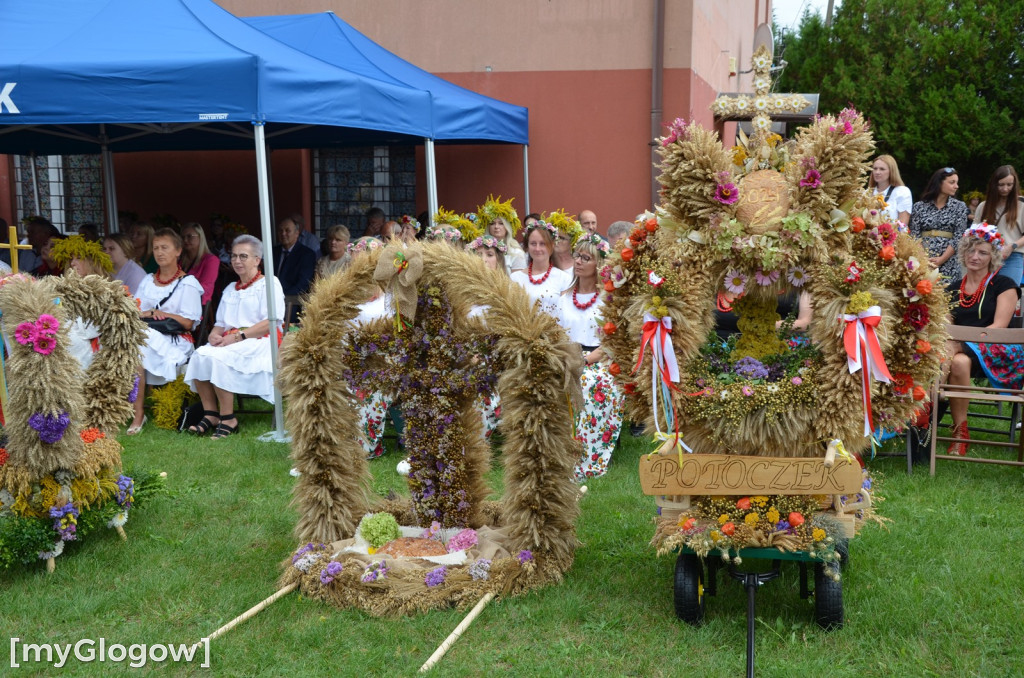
[477,392,501,439]
[355,389,391,459]
[965,342,1024,390]
[574,362,625,481]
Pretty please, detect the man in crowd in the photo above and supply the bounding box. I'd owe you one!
[579,210,599,237]
[606,220,631,249]
[272,217,317,323]
[365,207,387,239]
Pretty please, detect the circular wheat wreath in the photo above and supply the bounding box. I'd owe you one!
[278,241,585,614]
[600,111,949,459]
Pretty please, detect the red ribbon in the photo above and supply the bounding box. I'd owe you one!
[842,307,892,436]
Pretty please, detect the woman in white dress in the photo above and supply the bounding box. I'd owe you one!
[128,229,204,434]
[868,154,913,228]
[184,235,285,440]
[509,219,573,318]
[556,233,624,481]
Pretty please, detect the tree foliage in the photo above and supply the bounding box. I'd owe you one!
[776,0,1024,194]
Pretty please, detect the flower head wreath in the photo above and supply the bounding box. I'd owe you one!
[348,236,384,256]
[476,195,521,236]
[468,233,509,254]
[544,209,585,249]
[524,219,560,242]
[50,235,114,273]
[576,232,611,258]
[963,222,1005,249]
[431,208,477,242]
[400,215,421,234]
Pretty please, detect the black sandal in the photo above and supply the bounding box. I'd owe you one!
[211,414,239,440]
[188,411,220,436]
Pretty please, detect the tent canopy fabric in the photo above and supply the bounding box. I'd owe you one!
[243,12,529,145]
[0,0,435,153]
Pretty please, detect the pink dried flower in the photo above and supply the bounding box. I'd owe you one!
[33,334,56,356]
[35,313,59,335]
[14,322,37,346]
[714,183,739,205]
[799,169,822,189]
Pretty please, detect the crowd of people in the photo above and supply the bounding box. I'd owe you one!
[4,155,1021,470]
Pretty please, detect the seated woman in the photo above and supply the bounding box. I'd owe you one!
[50,235,114,371]
[129,228,204,434]
[943,223,1023,455]
[509,219,573,318]
[33,234,65,277]
[316,224,351,278]
[184,234,285,440]
[180,222,220,305]
[556,233,624,480]
[130,223,158,274]
[103,233,147,295]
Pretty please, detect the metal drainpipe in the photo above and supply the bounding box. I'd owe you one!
[650,0,665,211]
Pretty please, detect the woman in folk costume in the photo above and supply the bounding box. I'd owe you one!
[51,235,114,372]
[556,233,625,480]
[547,209,584,273]
[477,195,527,273]
[510,218,573,318]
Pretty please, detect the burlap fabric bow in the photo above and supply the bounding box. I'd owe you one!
[373,241,423,329]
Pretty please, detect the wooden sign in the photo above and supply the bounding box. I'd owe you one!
[638,453,863,496]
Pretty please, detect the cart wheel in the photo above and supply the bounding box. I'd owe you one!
[835,539,850,568]
[814,562,843,631]
[674,552,705,626]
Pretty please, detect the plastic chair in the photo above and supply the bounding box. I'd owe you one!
[929,325,1024,475]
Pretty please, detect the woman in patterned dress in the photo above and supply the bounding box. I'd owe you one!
[908,167,970,279]
[556,233,624,480]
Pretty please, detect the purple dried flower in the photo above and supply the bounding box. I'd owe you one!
[469,558,491,581]
[320,560,343,585]
[28,410,70,444]
[714,183,739,205]
[424,566,447,587]
[517,549,534,564]
[128,374,140,403]
[733,357,769,380]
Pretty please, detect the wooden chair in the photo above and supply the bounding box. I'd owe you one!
[929,325,1024,475]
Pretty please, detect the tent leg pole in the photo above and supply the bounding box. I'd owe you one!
[29,152,41,216]
[522,145,530,215]
[424,138,438,228]
[253,123,288,443]
[100,139,119,235]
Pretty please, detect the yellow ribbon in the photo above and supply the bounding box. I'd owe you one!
[650,432,692,468]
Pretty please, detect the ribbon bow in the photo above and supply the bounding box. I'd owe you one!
[374,243,423,331]
[633,312,681,439]
[841,306,892,436]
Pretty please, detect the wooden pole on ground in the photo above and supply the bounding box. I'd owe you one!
[190,583,297,652]
[419,592,495,673]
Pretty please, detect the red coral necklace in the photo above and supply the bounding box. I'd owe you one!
[527,261,552,285]
[154,265,183,285]
[958,273,991,309]
[236,273,263,291]
[573,285,598,310]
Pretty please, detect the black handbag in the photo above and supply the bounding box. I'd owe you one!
[142,277,190,338]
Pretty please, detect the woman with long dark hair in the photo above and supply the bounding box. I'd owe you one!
[908,167,970,279]
[976,165,1023,285]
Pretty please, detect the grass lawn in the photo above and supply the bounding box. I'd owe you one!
[2,402,1023,677]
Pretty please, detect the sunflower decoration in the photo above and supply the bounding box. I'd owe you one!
[50,235,113,274]
[476,195,521,237]
[545,209,586,249]
[601,106,949,459]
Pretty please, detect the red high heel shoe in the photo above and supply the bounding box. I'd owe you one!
[946,421,970,456]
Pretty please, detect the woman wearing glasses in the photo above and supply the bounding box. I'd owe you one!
[909,167,971,279]
[184,234,285,439]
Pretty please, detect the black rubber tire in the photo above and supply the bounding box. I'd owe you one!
[814,562,844,630]
[673,552,705,626]
[835,539,850,568]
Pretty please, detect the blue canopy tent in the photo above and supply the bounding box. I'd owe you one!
[244,11,532,216]
[0,0,441,440]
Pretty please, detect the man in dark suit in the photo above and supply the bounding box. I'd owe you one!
[272,217,317,322]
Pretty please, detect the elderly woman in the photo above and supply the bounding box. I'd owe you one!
[128,228,205,434]
[180,222,220,305]
[184,235,285,439]
[942,223,1023,455]
[103,233,147,295]
[316,224,351,278]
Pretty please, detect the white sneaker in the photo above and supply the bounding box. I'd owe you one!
[289,468,301,478]
[396,458,411,476]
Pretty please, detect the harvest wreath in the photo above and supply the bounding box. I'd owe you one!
[278,241,585,615]
[0,273,161,571]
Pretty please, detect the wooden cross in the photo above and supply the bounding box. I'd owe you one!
[711,45,816,134]
[0,225,34,273]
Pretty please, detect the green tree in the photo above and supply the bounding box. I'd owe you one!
[776,0,1024,195]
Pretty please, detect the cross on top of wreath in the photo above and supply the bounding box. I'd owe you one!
[711,45,817,135]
